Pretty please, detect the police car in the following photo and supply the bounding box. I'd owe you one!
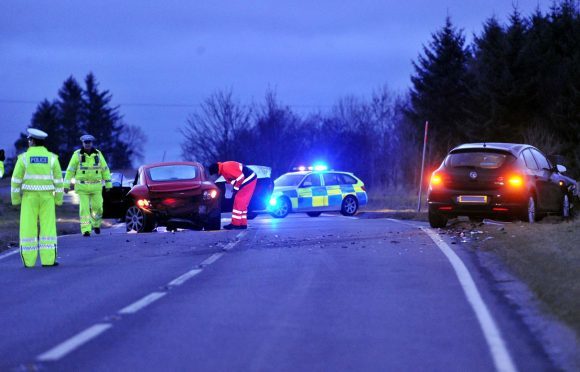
[268,166,368,218]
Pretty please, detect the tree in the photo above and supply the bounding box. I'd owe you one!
[181,90,252,165]
[407,17,475,168]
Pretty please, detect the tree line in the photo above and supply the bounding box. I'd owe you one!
[11,73,146,170]
[183,1,580,185]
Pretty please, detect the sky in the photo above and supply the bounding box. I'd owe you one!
[0,0,548,166]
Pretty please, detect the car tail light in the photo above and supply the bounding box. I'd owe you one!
[137,199,151,209]
[508,176,523,187]
[493,207,509,212]
[439,206,453,211]
[430,173,443,187]
[361,185,366,192]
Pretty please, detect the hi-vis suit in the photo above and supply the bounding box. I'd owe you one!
[65,148,112,234]
[217,161,257,227]
[11,145,63,267]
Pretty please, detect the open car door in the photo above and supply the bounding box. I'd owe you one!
[102,172,133,219]
[215,165,273,218]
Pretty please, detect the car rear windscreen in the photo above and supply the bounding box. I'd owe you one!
[148,165,198,181]
[445,152,510,169]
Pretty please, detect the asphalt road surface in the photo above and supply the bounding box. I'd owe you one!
[0,214,554,371]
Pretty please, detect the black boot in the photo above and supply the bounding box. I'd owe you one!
[83,232,90,237]
[223,224,247,230]
[94,228,101,234]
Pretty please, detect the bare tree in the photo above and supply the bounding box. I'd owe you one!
[181,90,252,165]
[121,124,148,165]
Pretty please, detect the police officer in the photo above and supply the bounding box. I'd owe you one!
[0,149,5,178]
[64,134,112,237]
[11,129,63,268]
[208,161,257,230]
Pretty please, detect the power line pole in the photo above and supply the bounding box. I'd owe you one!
[417,121,429,213]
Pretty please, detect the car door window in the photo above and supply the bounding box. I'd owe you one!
[530,149,551,170]
[323,173,340,186]
[522,150,539,170]
[339,174,357,184]
[301,174,321,187]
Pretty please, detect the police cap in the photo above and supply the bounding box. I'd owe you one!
[27,128,48,140]
[80,134,96,142]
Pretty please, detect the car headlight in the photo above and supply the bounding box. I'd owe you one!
[203,189,218,200]
[136,199,151,209]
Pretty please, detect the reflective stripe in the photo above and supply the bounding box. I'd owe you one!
[242,173,255,184]
[24,174,53,180]
[235,174,244,182]
[40,237,57,243]
[11,187,21,193]
[21,246,38,251]
[233,186,240,191]
[22,184,55,191]
[39,245,56,251]
[232,215,242,220]
[232,209,243,214]
[55,188,64,193]
[21,237,38,243]
[78,180,102,184]
[54,178,64,183]
[229,179,236,185]
[11,178,23,184]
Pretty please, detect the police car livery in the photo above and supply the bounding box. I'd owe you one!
[268,169,367,218]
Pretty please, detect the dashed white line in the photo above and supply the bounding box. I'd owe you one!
[0,249,18,261]
[118,292,166,314]
[168,269,203,286]
[420,227,517,372]
[37,323,112,362]
[200,252,224,267]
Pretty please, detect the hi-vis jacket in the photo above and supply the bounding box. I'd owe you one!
[65,148,112,190]
[218,161,256,191]
[11,146,63,206]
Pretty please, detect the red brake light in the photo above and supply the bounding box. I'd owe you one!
[508,176,523,187]
[430,173,443,186]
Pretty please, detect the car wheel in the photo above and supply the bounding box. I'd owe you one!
[270,197,290,218]
[307,212,322,217]
[522,195,537,223]
[125,206,155,233]
[562,194,571,219]
[429,210,448,228]
[341,195,358,216]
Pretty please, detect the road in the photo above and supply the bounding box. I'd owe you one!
[0,214,554,371]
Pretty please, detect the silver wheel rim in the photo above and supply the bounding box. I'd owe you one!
[126,206,144,231]
[528,197,535,223]
[563,195,570,218]
[344,197,357,214]
[274,199,289,217]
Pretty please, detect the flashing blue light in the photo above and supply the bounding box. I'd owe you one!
[269,197,278,207]
[313,164,328,171]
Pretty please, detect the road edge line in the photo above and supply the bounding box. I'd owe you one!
[420,226,517,372]
[0,249,19,261]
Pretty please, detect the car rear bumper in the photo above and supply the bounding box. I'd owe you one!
[428,190,526,218]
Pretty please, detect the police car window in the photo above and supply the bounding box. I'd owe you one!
[522,150,539,170]
[302,174,321,187]
[530,149,551,170]
[445,152,509,169]
[274,174,305,187]
[323,173,340,186]
[148,165,198,181]
[339,174,357,184]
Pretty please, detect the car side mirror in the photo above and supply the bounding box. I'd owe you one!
[556,164,567,173]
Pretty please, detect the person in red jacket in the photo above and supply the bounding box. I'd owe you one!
[209,161,257,230]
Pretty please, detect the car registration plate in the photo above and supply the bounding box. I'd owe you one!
[457,195,488,204]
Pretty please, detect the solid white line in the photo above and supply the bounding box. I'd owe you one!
[0,249,18,261]
[37,323,112,362]
[200,252,224,267]
[168,269,203,286]
[420,227,517,372]
[118,292,166,314]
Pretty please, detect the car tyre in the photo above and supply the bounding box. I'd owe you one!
[307,212,322,217]
[521,195,538,223]
[428,210,448,228]
[270,197,290,218]
[125,206,155,233]
[204,210,222,231]
[340,195,358,216]
[562,194,571,220]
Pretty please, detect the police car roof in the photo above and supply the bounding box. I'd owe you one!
[284,170,354,176]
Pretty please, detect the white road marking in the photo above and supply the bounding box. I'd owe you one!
[37,324,112,362]
[168,269,203,286]
[118,292,166,314]
[200,252,224,267]
[420,227,517,372]
[0,249,18,261]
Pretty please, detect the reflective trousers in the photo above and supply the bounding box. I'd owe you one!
[78,190,103,234]
[19,192,57,267]
[231,179,257,226]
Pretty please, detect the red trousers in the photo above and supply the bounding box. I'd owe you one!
[232,179,257,226]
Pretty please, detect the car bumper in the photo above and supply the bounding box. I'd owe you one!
[428,190,527,218]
